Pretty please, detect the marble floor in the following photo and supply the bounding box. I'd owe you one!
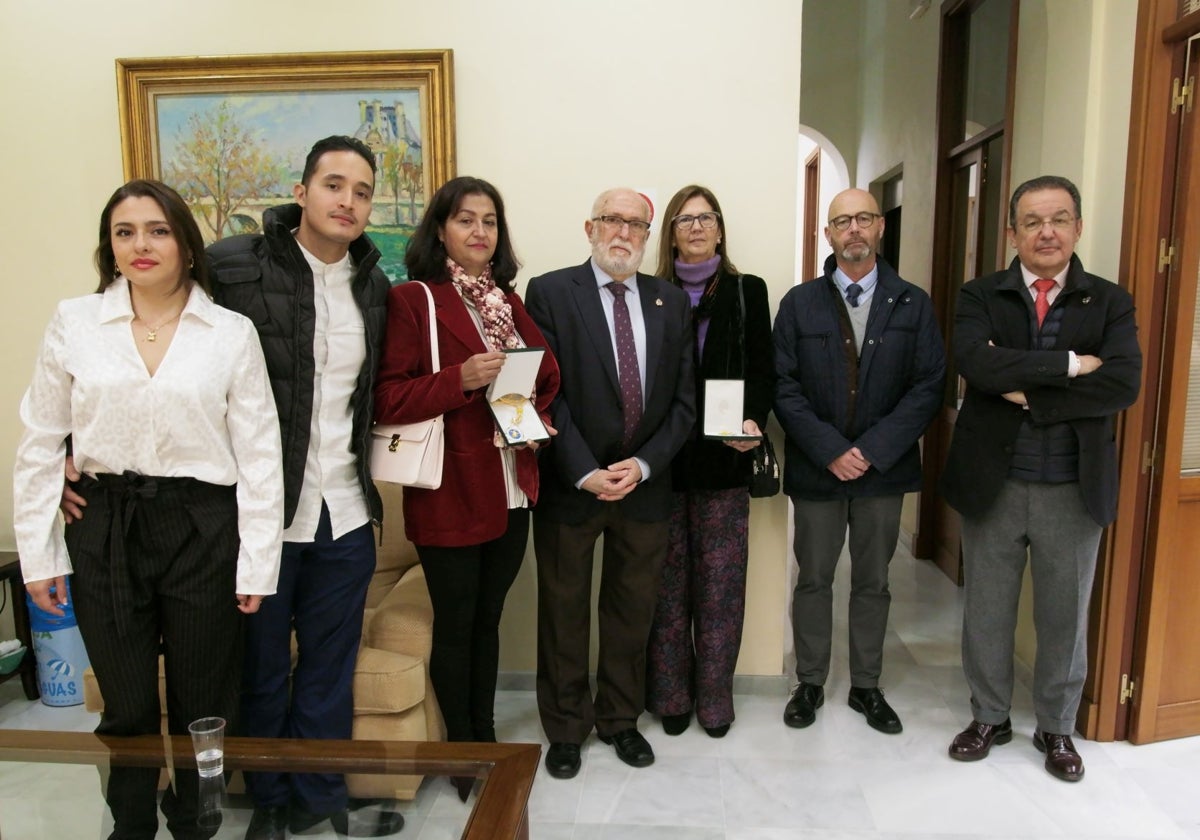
[2,542,1200,839]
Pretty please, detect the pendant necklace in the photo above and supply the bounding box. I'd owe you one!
[136,311,183,342]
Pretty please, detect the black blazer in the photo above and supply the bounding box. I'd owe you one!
[672,271,775,491]
[525,260,696,524]
[941,256,1142,526]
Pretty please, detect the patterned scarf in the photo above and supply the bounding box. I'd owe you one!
[447,257,520,350]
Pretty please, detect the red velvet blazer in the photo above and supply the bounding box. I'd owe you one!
[374,279,560,547]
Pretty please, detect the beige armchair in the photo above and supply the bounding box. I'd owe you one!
[82,480,441,800]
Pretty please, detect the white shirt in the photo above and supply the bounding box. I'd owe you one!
[1018,263,1080,378]
[579,260,650,485]
[592,260,648,398]
[13,277,284,594]
[832,264,879,309]
[285,241,370,541]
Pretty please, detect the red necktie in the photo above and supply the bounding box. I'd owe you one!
[1033,278,1056,327]
[607,282,643,450]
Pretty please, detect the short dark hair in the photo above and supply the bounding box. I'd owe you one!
[94,179,210,296]
[1008,175,1082,229]
[404,176,521,293]
[301,135,377,186]
[654,184,738,282]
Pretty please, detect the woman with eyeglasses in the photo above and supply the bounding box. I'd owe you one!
[644,185,775,738]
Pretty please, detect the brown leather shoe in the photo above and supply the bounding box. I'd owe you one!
[1034,729,1085,782]
[948,718,1013,761]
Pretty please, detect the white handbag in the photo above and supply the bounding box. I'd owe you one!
[370,282,445,488]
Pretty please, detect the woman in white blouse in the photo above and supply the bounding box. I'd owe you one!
[12,179,284,839]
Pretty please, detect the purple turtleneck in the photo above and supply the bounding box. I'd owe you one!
[677,256,721,355]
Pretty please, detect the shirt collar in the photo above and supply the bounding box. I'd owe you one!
[99,276,219,327]
[295,232,353,276]
[832,264,879,297]
[591,258,639,295]
[1019,262,1069,290]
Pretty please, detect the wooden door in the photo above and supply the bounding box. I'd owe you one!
[926,139,1005,583]
[1128,31,1200,743]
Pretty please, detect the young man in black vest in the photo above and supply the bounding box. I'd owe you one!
[207,136,397,838]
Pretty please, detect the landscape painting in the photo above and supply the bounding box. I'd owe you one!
[116,51,457,283]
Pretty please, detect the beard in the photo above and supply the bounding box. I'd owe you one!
[839,240,873,263]
[592,234,644,279]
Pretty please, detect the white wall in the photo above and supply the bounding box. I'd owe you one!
[0,0,802,675]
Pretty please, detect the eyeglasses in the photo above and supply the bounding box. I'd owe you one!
[829,212,882,232]
[672,212,721,230]
[593,215,651,237]
[1016,214,1077,234]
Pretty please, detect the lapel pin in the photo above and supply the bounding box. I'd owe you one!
[655,298,663,306]
[1082,296,1092,304]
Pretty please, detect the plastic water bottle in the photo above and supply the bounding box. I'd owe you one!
[26,580,91,707]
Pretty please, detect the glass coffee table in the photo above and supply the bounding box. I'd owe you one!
[0,729,539,839]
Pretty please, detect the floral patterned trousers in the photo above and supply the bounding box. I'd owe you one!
[645,488,750,728]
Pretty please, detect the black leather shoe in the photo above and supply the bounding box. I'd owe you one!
[1034,729,1085,782]
[245,805,287,840]
[948,718,1013,761]
[783,682,824,728]
[703,723,730,738]
[450,775,474,802]
[661,712,691,736]
[847,687,903,734]
[289,801,404,837]
[545,741,581,779]
[598,728,655,768]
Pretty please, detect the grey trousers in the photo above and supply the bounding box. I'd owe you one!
[960,479,1102,734]
[791,495,902,688]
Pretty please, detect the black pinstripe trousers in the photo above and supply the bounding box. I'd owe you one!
[66,472,243,840]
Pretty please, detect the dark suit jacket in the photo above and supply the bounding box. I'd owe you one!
[374,278,560,546]
[525,260,696,524]
[941,255,1142,526]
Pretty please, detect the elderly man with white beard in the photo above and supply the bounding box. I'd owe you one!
[773,188,945,737]
[525,188,696,780]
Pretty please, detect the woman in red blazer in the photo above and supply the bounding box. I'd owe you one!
[374,177,559,798]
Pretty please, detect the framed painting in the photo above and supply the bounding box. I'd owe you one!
[116,50,456,282]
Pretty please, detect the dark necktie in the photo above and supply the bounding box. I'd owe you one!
[607,282,643,449]
[1033,278,1056,327]
[846,283,862,308]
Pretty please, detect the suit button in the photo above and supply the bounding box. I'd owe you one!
[868,339,875,345]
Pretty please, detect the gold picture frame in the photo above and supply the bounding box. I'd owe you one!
[115,49,456,281]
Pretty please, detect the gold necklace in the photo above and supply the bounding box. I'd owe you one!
[492,393,527,424]
[135,311,183,343]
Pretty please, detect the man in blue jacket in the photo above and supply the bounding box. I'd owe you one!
[773,188,945,736]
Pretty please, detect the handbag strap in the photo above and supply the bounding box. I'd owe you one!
[414,281,441,373]
[736,274,746,379]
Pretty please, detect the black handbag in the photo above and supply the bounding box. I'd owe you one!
[737,276,781,498]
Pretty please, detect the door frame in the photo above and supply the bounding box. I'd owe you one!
[1082,0,1199,741]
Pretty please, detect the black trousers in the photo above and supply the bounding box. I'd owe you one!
[66,473,243,840]
[416,508,529,743]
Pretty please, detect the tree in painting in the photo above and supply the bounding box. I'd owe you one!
[165,102,285,240]
[381,140,410,226]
